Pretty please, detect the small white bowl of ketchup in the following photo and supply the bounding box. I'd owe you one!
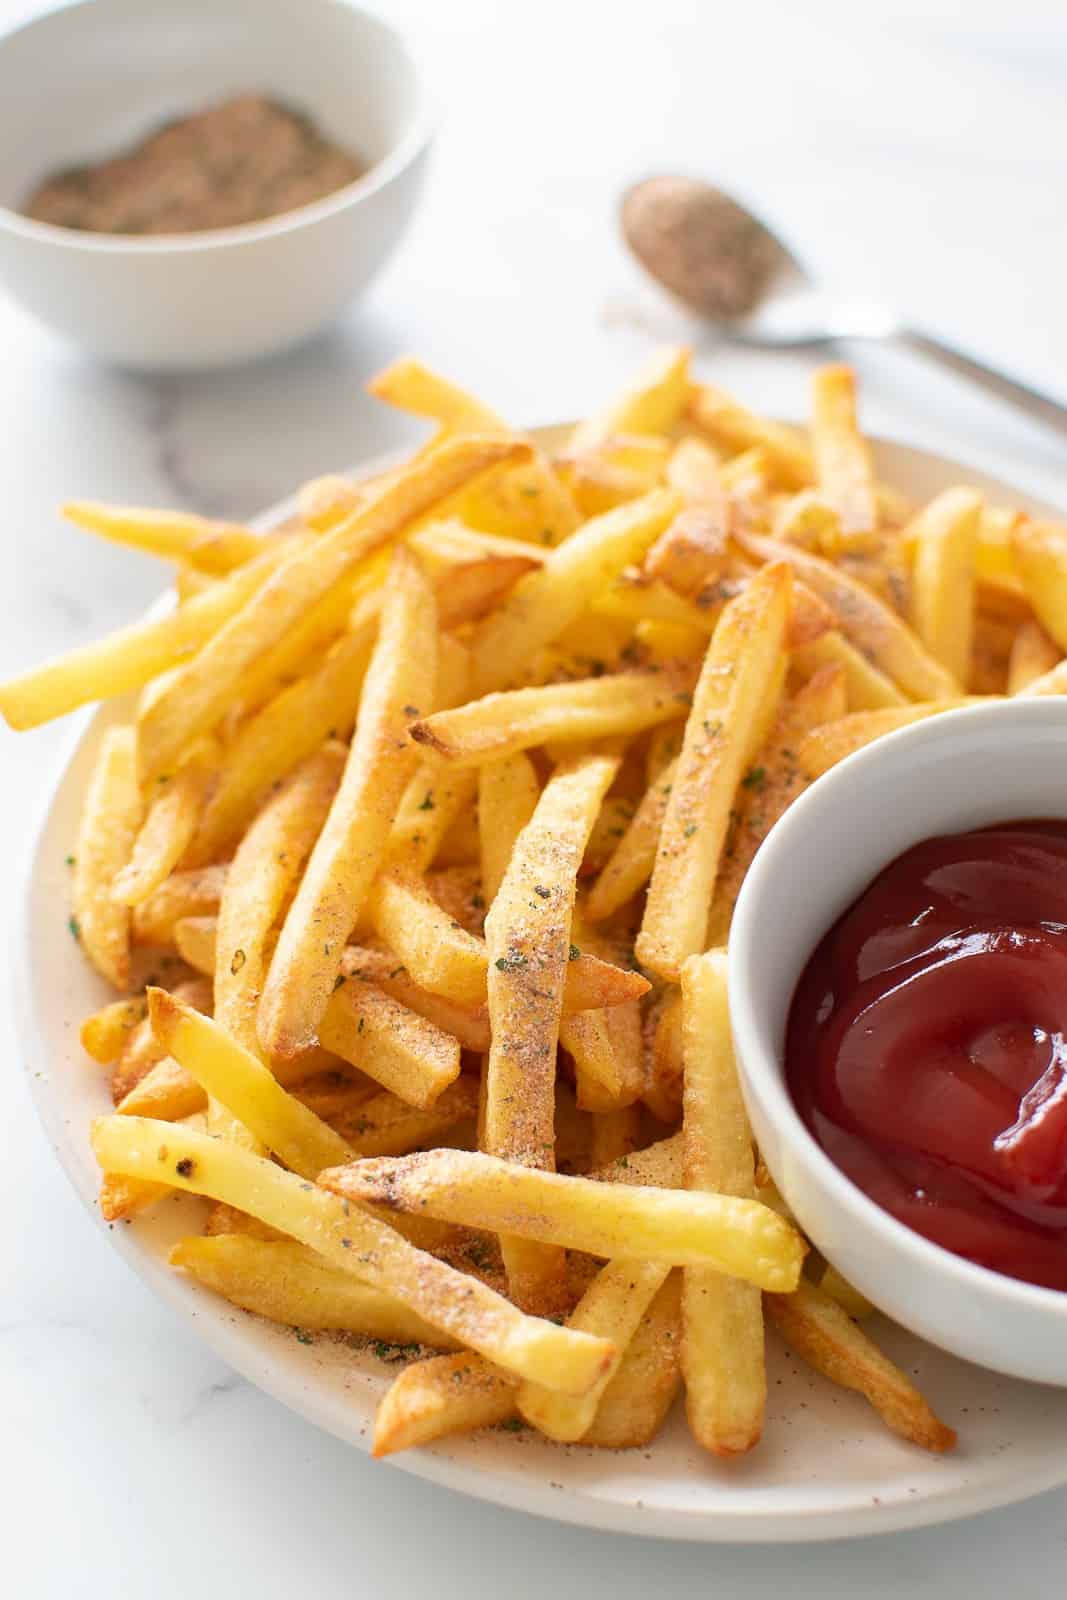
[731,697,1067,1387]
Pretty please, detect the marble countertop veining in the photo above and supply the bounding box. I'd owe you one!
[4,1,1067,1595]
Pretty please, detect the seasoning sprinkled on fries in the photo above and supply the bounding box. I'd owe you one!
[13,347,1023,1460]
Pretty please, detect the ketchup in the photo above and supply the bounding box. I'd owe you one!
[786,822,1067,1291]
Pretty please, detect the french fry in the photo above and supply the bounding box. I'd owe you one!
[319,976,461,1109]
[259,549,437,1057]
[108,976,212,1105]
[0,539,295,730]
[766,1279,956,1452]
[681,952,764,1456]
[373,1353,516,1456]
[583,1271,683,1448]
[907,488,982,684]
[737,531,959,700]
[62,501,260,571]
[329,1077,480,1157]
[636,563,791,983]
[817,1264,875,1321]
[595,571,723,633]
[478,751,540,906]
[584,755,677,922]
[92,1116,613,1394]
[665,435,724,505]
[112,741,217,906]
[798,700,979,778]
[148,989,352,1178]
[810,365,877,540]
[173,915,217,975]
[468,487,681,693]
[645,507,729,598]
[411,663,698,765]
[483,754,618,1311]
[188,619,375,866]
[1007,619,1062,694]
[80,995,148,1064]
[366,861,488,1007]
[687,382,812,489]
[588,1106,641,1169]
[569,346,691,452]
[322,1149,805,1288]
[368,356,504,433]
[1012,520,1067,652]
[131,864,227,946]
[706,665,847,943]
[341,945,491,1051]
[137,435,526,780]
[642,989,684,1123]
[119,1047,365,1134]
[773,490,841,552]
[791,630,908,710]
[73,725,141,987]
[171,1234,456,1347]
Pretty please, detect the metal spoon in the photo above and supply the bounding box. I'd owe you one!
[622,176,1067,437]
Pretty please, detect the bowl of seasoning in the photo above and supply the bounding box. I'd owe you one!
[0,0,432,370]
[730,697,1067,1386]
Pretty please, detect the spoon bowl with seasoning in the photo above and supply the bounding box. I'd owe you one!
[730,696,1067,1386]
[0,0,432,370]
[622,175,1067,437]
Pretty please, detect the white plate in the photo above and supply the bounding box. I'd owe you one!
[16,429,1067,1543]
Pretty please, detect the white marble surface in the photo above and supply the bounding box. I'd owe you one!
[4,0,1067,1593]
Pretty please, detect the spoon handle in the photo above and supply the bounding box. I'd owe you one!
[896,327,1067,438]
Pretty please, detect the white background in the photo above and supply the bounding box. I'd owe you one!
[3,0,1067,1593]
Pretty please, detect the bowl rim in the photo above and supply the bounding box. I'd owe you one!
[729,695,1067,1323]
[0,0,435,255]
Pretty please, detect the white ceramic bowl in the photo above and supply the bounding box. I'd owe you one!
[0,0,431,370]
[731,697,1067,1387]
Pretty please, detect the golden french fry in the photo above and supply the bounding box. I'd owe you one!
[62,501,260,571]
[368,356,504,433]
[773,489,841,551]
[73,725,141,987]
[483,753,618,1312]
[411,663,698,765]
[665,435,724,504]
[584,755,677,923]
[583,1272,683,1448]
[80,995,148,1064]
[766,1279,956,1452]
[319,976,461,1109]
[259,548,436,1058]
[328,1077,479,1157]
[595,571,723,633]
[810,365,877,540]
[109,976,211,1104]
[1012,520,1067,652]
[113,742,217,906]
[366,861,488,1007]
[637,563,790,983]
[148,989,352,1177]
[322,1148,805,1289]
[706,665,847,942]
[0,539,295,730]
[468,487,681,693]
[791,630,908,710]
[341,945,490,1051]
[798,700,980,778]
[1007,619,1062,694]
[569,346,691,452]
[645,506,729,598]
[171,1234,456,1347]
[681,952,764,1456]
[173,915,217,975]
[687,382,812,489]
[642,988,684,1123]
[907,488,982,684]
[92,1116,613,1394]
[373,1353,517,1457]
[131,864,227,946]
[137,435,525,780]
[478,751,540,906]
[737,531,959,700]
[588,1106,641,1169]
[817,1264,875,1320]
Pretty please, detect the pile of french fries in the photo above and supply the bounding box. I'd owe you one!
[25,344,1067,1464]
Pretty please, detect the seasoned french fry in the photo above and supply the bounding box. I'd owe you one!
[171,1234,456,1346]
[131,864,227,946]
[113,741,217,906]
[73,725,141,987]
[329,1077,480,1157]
[341,945,490,1051]
[373,1352,516,1456]
[411,663,697,765]
[642,988,684,1123]
[483,754,618,1312]
[322,1149,805,1288]
[80,995,148,1064]
[810,366,877,540]
[584,755,677,922]
[773,490,841,552]
[588,1106,641,1169]
[637,563,791,983]
[148,989,352,1178]
[569,346,691,452]
[645,507,728,598]
[173,915,217,975]
[687,382,812,489]
[1007,619,1062,694]
[791,630,908,710]
[368,356,504,433]
[1012,520,1067,652]
[583,1271,683,1448]
[366,861,488,1007]
[62,501,260,571]
[798,700,979,778]
[681,952,764,1456]
[665,435,724,505]
[478,751,540,906]
[0,538,295,730]
[766,1280,956,1452]
[319,976,461,1109]
[93,1116,613,1394]
[468,487,681,693]
[907,488,982,684]
[260,549,436,1057]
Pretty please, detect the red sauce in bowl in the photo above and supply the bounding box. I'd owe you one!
[786,822,1067,1291]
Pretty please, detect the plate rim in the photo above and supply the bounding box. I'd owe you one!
[15,425,1067,1543]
